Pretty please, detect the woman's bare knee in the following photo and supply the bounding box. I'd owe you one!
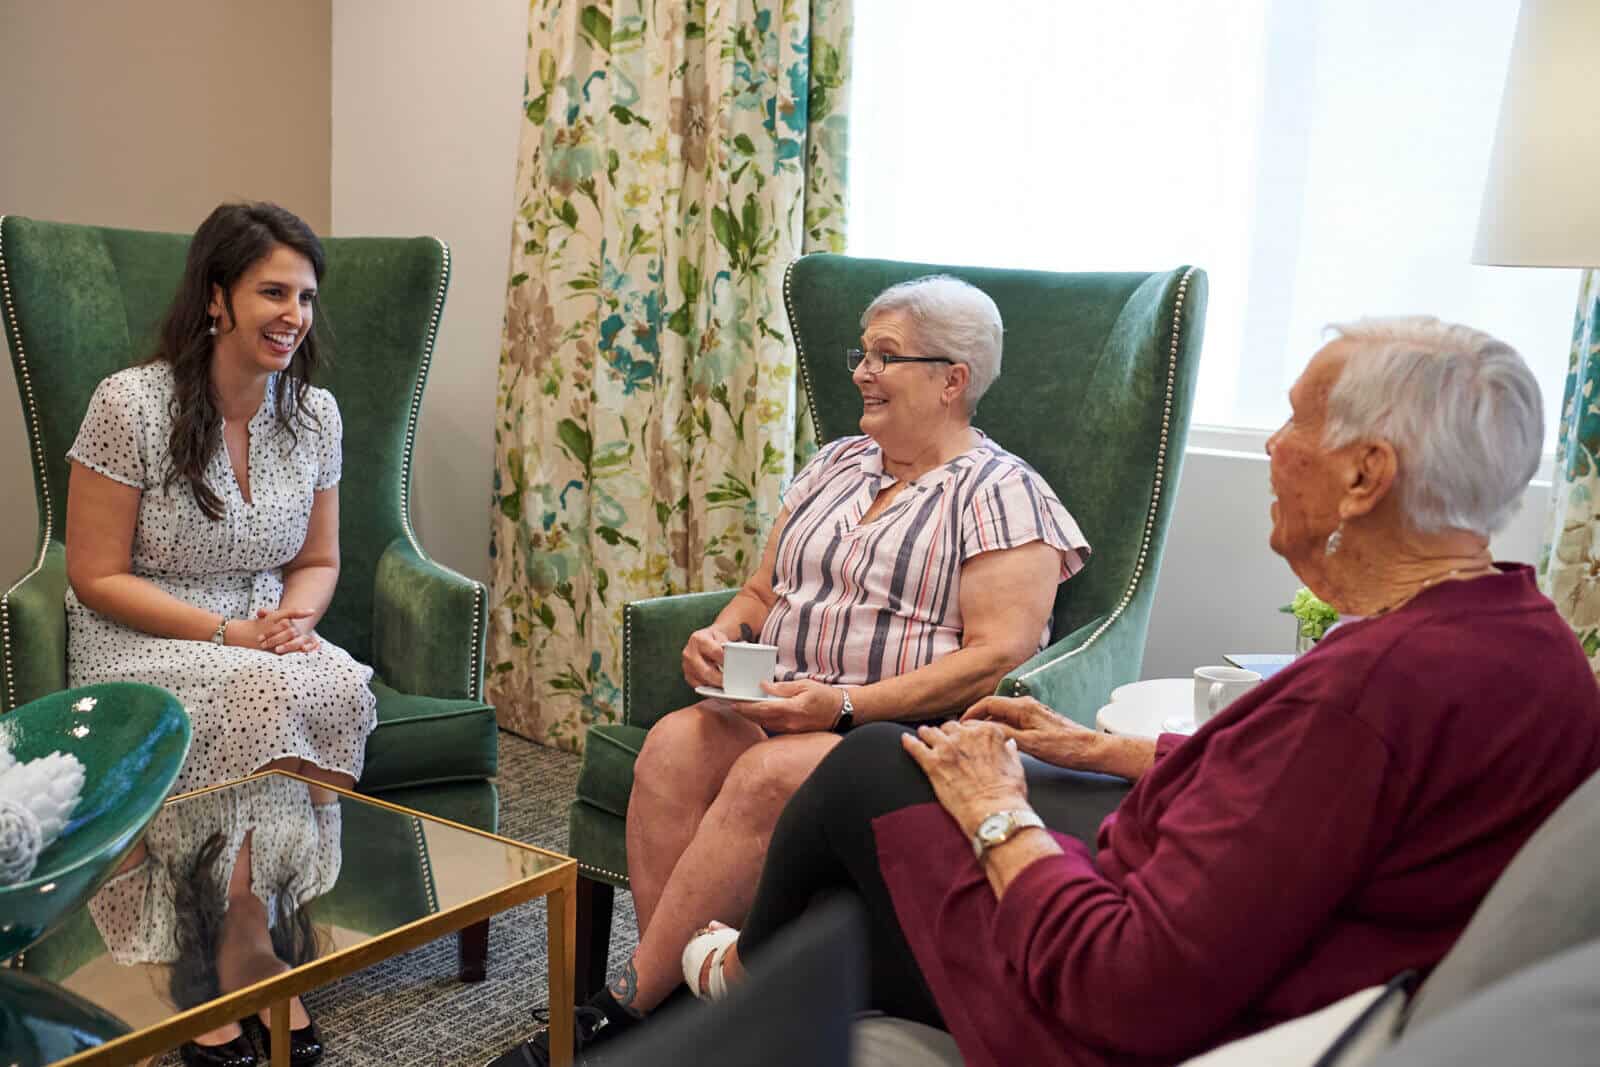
[717,735,839,823]
[633,703,762,807]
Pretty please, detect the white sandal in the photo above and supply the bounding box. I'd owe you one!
[680,923,741,1001]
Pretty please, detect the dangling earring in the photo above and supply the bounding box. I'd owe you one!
[207,316,218,337]
[1324,524,1344,557]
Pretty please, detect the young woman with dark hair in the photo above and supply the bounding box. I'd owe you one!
[63,202,376,1063]
[65,201,374,798]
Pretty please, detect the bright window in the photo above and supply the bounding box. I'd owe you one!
[846,0,1579,443]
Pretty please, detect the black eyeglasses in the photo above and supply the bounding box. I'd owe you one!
[845,348,956,373]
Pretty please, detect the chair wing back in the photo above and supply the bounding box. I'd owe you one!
[0,215,450,662]
[783,254,1206,644]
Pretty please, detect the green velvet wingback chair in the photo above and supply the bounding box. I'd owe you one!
[566,253,1208,997]
[0,214,500,977]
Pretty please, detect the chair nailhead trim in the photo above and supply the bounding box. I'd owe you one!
[1013,266,1198,696]
[0,216,56,715]
[412,816,440,911]
[622,604,634,725]
[578,860,630,887]
[782,260,824,438]
[398,239,449,559]
[398,240,488,703]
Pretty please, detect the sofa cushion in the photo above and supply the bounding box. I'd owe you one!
[852,1016,964,1067]
[358,678,498,792]
[1369,938,1600,1067]
[1181,980,1407,1067]
[1407,765,1600,1027]
[575,723,648,819]
[849,979,1412,1067]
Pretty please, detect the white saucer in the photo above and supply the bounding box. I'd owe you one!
[1095,678,1194,740]
[694,684,769,704]
[1161,714,1199,735]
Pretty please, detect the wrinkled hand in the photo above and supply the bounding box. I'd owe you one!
[901,721,1028,838]
[682,625,742,689]
[734,678,845,734]
[228,608,320,655]
[962,695,1098,770]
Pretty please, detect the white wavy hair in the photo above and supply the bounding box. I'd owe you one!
[1323,316,1544,537]
[860,275,1003,415]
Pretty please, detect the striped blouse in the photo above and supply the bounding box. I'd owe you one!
[759,433,1089,687]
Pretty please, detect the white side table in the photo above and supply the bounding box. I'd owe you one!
[1095,678,1194,740]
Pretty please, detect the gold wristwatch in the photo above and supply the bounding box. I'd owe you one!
[971,809,1045,859]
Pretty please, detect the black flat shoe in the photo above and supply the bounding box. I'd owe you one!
[246,1012,324,1067]
[484,992,638,1067]
[179,1029,258,1067]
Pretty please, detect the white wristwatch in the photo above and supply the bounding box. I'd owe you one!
[210,616,229,645]
[971,809,1045,859]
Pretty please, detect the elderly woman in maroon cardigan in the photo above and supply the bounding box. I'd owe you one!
[681,316,1600,1066]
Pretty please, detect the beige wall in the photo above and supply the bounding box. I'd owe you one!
[330,0,527,581]
[0,0,332,580]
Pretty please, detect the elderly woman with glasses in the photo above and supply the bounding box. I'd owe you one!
[673,317,1600,1067]
[487,275,1089,1066]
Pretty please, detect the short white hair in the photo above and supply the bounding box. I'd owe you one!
[1323,316,1544,538]
[861,275,1002,415]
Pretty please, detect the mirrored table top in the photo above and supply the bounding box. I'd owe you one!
[11,771,569,1064]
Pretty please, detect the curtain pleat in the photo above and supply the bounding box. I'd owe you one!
[1542,270,1600,680]
[488,0,852,748]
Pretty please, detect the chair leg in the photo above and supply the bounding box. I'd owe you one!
[574,875,615,1004]
[458,917,491,982]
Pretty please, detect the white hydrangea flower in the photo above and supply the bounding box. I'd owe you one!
[0,796,43,885]
[0,750,86,883]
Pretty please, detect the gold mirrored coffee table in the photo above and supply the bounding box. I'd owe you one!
[14,770,576,1067]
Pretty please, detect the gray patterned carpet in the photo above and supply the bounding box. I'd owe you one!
[157,732,637,1067]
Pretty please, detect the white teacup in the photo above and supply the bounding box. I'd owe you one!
[722,641,779,698]
[1193,666,1261,726]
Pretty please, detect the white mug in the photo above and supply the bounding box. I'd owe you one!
[1193,666,1261,726]
[722,641,779,698]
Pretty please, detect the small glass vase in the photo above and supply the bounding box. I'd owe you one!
[1294,627,1318,656]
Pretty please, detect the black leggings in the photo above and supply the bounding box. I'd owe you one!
[739,722,1132,1028]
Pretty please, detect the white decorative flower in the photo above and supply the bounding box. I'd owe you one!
[0,796,43,885]
[72,697,98,713]
[0,750,86,865]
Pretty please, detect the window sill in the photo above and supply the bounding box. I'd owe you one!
[1186,424,1555,488]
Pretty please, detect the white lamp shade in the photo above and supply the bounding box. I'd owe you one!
[1473,0,1600,268]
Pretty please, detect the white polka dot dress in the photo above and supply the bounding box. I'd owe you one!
[66,363,377,795]
[88,774,342,964]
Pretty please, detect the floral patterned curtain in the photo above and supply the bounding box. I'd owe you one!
[1543,271,1600,679]
[487,0,851,749]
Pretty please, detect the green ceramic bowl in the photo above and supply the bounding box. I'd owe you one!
[0,968,131,1066]
[0,683,190,961]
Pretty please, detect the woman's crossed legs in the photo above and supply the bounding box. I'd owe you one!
[720,722,1132,1023]
[616,701,842,1013]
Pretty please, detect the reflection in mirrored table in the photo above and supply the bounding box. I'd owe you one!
[24,774,340,1042]
[15,771,564,1063]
